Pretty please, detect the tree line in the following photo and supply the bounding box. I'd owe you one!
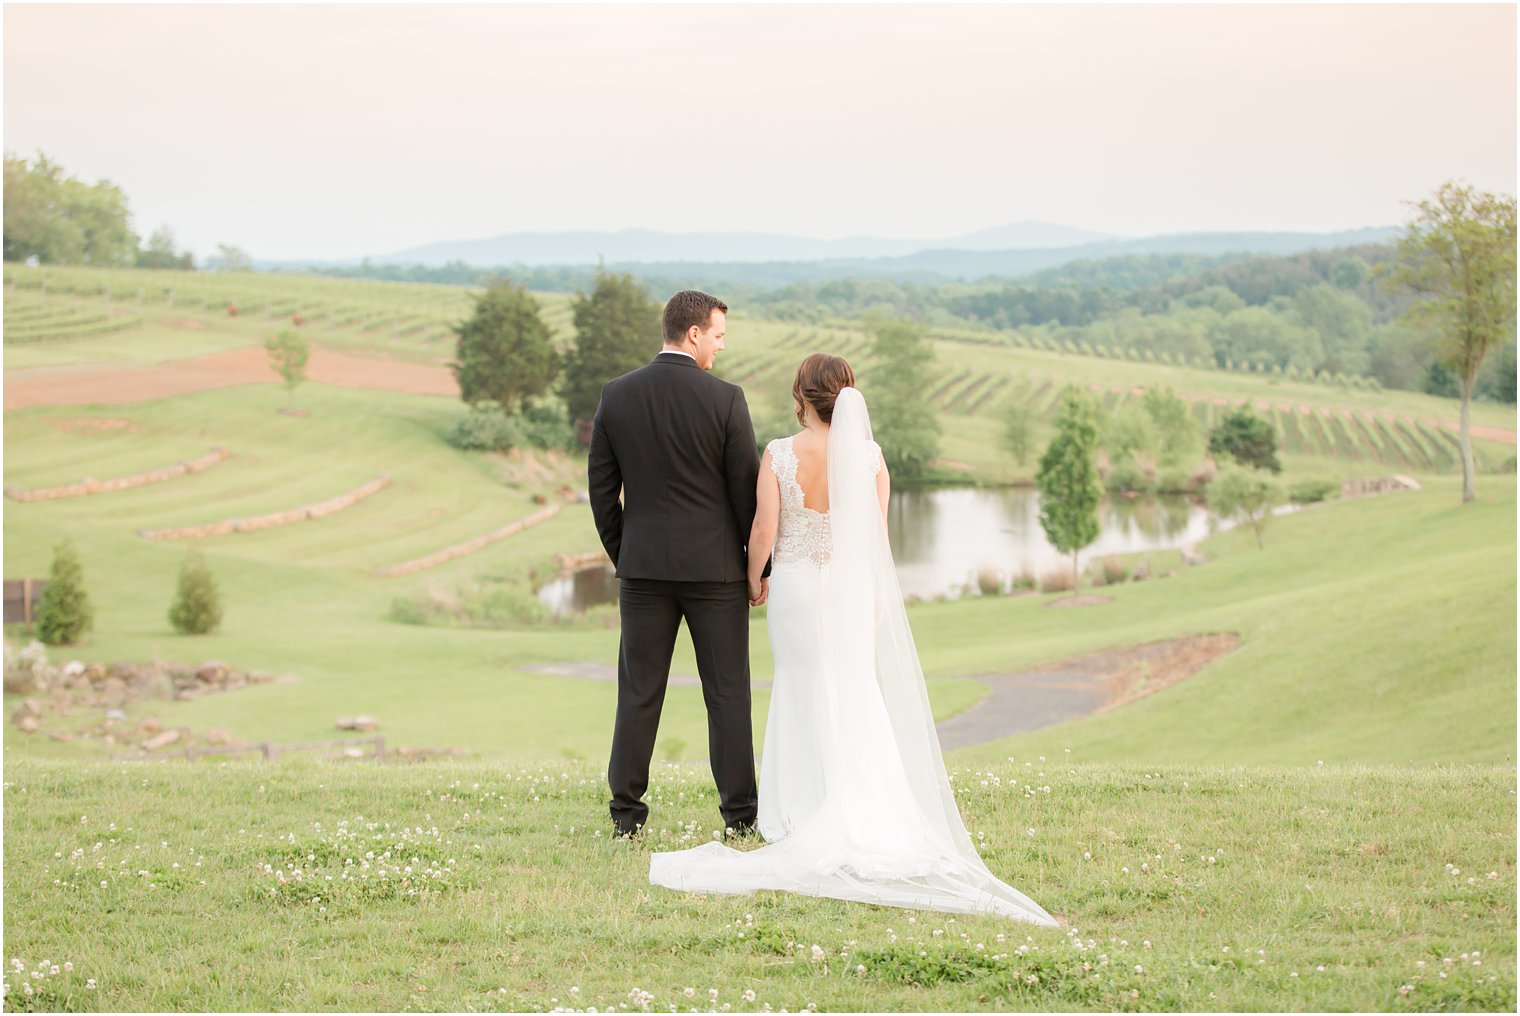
[3,152,251,272]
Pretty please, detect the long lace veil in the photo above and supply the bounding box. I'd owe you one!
[824,387,1057,925]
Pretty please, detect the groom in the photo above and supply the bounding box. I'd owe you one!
[587,290,764,837]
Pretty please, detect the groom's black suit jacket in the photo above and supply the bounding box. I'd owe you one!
[587,351,760,583]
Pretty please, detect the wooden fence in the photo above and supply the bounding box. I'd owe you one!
[3,578,47,624]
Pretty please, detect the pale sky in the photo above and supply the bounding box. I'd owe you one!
[4,3,1516,262]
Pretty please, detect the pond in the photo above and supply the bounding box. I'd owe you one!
[539,487,1220,615]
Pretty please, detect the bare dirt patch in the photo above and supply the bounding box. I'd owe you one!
[155,317,207,330]
[1045,594,1113,608]
[44,416,137,435]
[5,342,458,410]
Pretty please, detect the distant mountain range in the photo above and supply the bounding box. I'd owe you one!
[262,222,1402,288]
[364,220,1120,267]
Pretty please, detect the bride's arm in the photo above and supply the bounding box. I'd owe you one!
[875,454,891,534]
[747,449,780,604]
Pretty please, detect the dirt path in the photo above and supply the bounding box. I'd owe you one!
[4,344,458,410]
[525,633,1239,750]
[934,633,1238,750]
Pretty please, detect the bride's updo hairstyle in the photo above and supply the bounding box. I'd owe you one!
[792,353,856,425]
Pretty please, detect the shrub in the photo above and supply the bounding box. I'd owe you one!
[520,403,576,451]
[1009,569,1037,591]
[1091,556,1128,587]
[168,551,223,634]
[975,566,1001,596]
[446,401,525,452]
[1104,458,1152,495]
[1288,478,1339,504]
[35,538,92,645]
[1039,568,1075,594]
[1155,467,1193,493]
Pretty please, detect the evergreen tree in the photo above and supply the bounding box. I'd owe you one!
[1208,407,1282,473]
[865,315,940,478]
[168,551,223,635]
[1036,387,1104,592]
[35,538,93,645]
[450,280,559,414]
[560,270,662,434]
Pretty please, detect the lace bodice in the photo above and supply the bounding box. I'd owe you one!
[768,435,882,570]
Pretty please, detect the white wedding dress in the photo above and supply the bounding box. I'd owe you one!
[648,389,1057,925]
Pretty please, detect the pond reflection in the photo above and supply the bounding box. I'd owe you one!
[540,487,1218,616]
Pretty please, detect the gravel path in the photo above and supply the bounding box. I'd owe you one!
[526,633,1238,750]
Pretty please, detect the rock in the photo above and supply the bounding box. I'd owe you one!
[250,672,276,684]
[196,662,228,684]
[47,731,74,742]
[336,715,379,732]
[105,708,127,721]
[137,717,163,735]
[205,727,232,745]
[15,715,38,733]
[1183,551,1208,568]
[84,663,107,684]
[142,729,182,751]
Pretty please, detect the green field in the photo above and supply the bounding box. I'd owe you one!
[4,265,1515,1011]
[1,758,1512,1012]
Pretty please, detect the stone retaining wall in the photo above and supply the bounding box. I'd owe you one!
[5,446,229,501]
[139,475,390,540]
[373,501,566,577]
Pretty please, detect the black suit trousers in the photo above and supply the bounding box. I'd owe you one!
[608,577,758,833]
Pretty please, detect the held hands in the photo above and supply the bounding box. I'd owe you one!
[747,576,769,607]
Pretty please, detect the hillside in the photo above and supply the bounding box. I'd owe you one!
[2,266,1514,772]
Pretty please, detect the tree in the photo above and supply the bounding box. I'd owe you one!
[450,280,559,414]
[1209,466,1283,549]
[34,538,93,645]
[264,330,309,393]
[136,225,195,270]
[1290,282,1373,375]
[1140,387,1201,467]
[168,551,223,634]
[1036,387,1104,592]
[999,401,1036,468]
[206,243,252,272]
[865,314,940,478]
[1208,406,1281,473]
[1381,181,1518,502]
[3,152,136,266]
[560,270,661,436]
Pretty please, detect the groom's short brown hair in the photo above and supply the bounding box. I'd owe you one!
[663,290,728,345]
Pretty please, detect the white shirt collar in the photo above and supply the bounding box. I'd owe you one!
[661,348,696,360]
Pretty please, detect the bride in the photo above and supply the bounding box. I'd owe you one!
[649,354,1057,925]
